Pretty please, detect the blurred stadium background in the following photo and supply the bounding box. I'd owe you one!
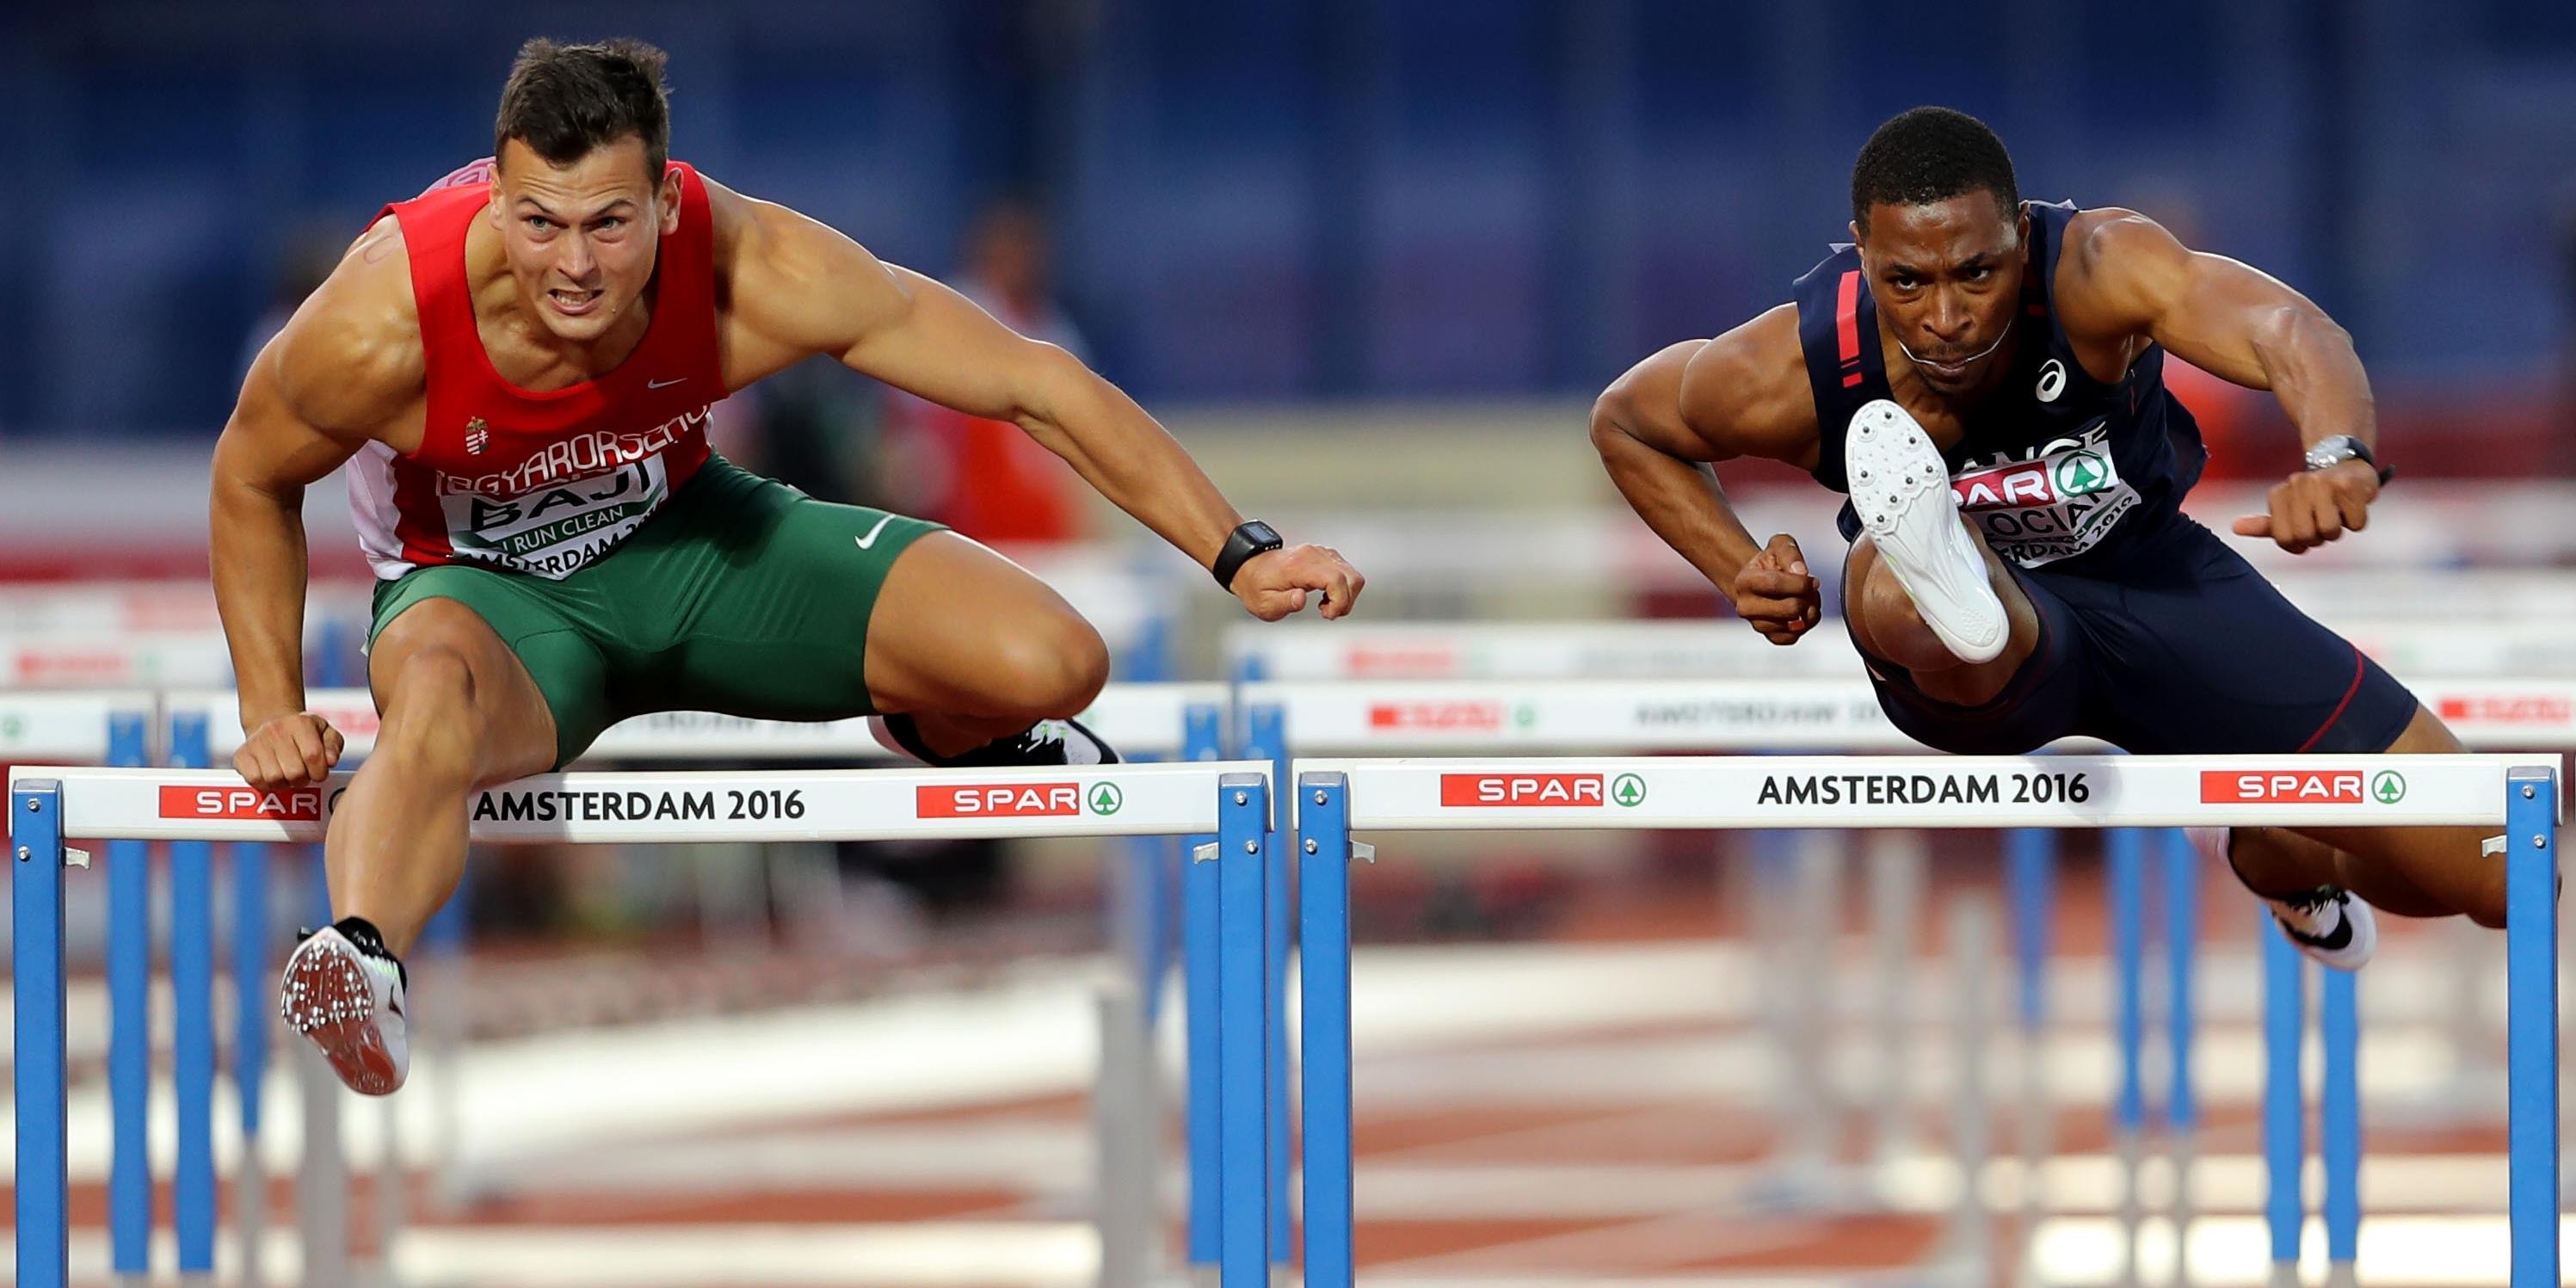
[3,2,2574,1285]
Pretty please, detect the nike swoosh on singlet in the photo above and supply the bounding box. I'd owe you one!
[854,515,897,550]
[647,377,688,390]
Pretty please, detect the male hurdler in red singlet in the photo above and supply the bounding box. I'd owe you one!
[213,39,1363,1094]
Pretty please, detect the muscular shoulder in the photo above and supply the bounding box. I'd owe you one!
[1678,304,1818,464]
[2051,206,2192,339]
[261,215,426,440]
[700,172,904,358]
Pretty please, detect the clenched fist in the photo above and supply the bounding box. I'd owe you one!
[1731,533,1821,644]
[2233,459,2380,555]
[233,712,345,791]
[1231,544,1366,621]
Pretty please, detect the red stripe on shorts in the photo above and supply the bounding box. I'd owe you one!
[2295,645,2368,753]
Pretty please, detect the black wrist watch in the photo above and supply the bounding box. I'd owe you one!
[1212,521,1285,591]
[2304,434,2394,485]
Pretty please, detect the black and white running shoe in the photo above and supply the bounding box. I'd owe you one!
[2196,826,2376,971]
[874,715,1119,767]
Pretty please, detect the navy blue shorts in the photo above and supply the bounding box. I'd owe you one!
[1848,517,2419,756]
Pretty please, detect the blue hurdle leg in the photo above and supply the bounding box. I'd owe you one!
[2162,829,2202,1279]
[236,840,274,1285]
[168,710,219,1274]
[2504,767,2559,1288]
[1298,774,1355,1288]
[2260,909,2307,1288]
[1180,703,1224,1266]
[2107,828,2147,1285]
[103,712,152,1282]
[1243,698,1294,1259]
[1216,773,1273,1285]
[15,780,71,1288]
[2320,966,2360,1288]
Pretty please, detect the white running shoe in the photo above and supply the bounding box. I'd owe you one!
[2195,826,2377,971]
[1845,399,2008,663]
[280,927,410,1095]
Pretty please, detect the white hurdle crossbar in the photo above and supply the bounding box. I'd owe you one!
[1270,754,2561,1288]
[10,760,1273,1288]
[1235,672,2576,753]
[1228,616,2576,682]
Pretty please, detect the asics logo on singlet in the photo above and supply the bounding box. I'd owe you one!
[2036,359,2068,403]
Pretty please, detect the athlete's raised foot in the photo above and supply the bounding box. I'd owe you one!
[280,925,411,1095]
[1844,399,2008,663]
[2196,827,2376,971]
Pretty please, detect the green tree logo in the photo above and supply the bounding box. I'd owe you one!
[1089,783,1125,816]
[2370,771,2406,804]
[2054,451,2111,496]
[1612,773,1647,808]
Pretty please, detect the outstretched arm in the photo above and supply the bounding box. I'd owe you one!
[2057,209,2380,552]
[716,185,1359,619]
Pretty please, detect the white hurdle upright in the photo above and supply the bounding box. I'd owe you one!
[1279,754,2561,1288]
[10,755,1266,1288]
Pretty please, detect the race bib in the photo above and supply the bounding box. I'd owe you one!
[1948,422,2141,566]
[441,458,670,580]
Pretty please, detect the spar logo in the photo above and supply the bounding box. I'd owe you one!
[2371,771,2406,804]
[1346,645,1462,678]
[916,782,1082,818]
[2200,771,2367,804]
[159,786,327,822]
[1088,783,1125,816]
[2438,695,2575,726]
[1371,701,1503,732]
[1441,773,1610,807]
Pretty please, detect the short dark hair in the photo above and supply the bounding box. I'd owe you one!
[495,38,672,180]
[1850,107,2019,235]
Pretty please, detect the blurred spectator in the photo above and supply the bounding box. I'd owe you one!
[885,199,1093,545]
[730,355,890,505]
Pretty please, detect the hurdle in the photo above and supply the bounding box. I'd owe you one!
[9,758,1272,1288]
[86,680,1222,1286]
[1274,754,2560,1288]
[1225,622,2576,1273]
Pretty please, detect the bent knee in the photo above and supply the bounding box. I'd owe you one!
[991,615,1111,718]
[379,648,484,767]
